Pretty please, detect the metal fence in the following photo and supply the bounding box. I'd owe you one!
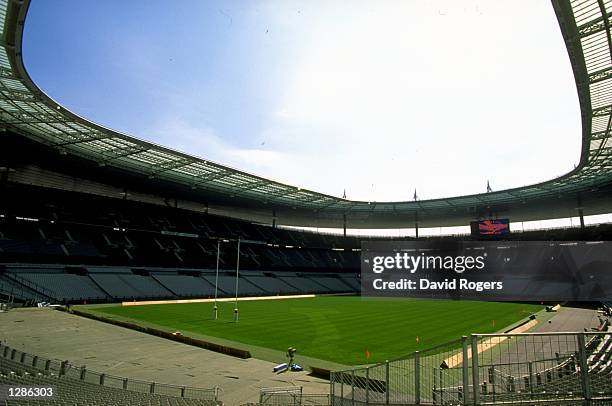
[330,331,612,405]
[259,387,331,406]
[0,341,220,403]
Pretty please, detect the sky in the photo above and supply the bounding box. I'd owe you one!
[22,0,582,203]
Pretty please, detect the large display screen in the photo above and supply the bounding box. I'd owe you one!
[471,219,510,236]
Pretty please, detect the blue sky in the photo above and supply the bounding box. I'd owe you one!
[22,0,582,202]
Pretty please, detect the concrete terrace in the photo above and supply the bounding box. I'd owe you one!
[0,307,329,405]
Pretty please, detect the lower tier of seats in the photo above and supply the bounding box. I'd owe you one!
[0,264,360,304]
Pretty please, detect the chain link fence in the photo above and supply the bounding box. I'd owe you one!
[330,331,612,405]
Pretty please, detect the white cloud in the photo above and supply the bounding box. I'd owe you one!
[254,0,581,201]
[144,1,582,203]
[146,116,228,162]
[225,148,290,171]
[148,115,309,185]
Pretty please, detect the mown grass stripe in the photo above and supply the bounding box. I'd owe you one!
[92,296,541,365]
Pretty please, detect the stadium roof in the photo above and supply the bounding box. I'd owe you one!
[0,0,611,228]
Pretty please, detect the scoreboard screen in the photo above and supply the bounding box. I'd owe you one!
[470,219,510,237]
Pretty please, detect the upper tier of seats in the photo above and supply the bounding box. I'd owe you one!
[0,185,361,271]
[2,184,611,272]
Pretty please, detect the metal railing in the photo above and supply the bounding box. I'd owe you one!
[1,273,56,302]
[0,291,14,311]
[330,331,612,405]
[0,341,221,403]
[259,387,331,406]
[0,276,36,305]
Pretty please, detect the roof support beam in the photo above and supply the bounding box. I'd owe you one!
[148,158,194,177]
[56,133,114,146]
[191,169,235,187]
[267,188,300,199]
[0,67,18,79]
[591,130,610,140]
[589,66,612,84]
[0,89,36,102]
[231,180,270,195]
[99,145,148,165]
[592,105,612,117]
[577,14,612,38]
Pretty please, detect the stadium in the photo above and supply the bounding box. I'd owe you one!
[0,0,611,405]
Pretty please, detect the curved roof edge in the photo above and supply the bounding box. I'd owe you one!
[0,0,611,228]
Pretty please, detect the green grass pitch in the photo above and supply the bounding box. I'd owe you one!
[93,296,541,365]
